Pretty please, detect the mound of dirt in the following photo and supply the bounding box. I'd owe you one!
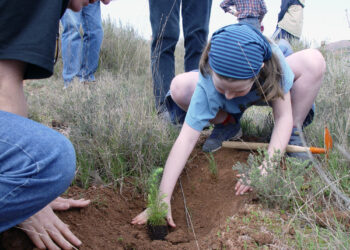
[323,40,350,52]
[1,145,264,249]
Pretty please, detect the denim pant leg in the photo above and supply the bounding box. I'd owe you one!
[182,0,212,71]
[238,17,260,31]
[149,0,181,109]
[277,39,294,57]
[79,1,103,82]
[61,9,83,85]
[0,111,76,232]
[273,27,298,41]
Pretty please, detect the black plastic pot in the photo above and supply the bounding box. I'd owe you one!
[147,223,168,240]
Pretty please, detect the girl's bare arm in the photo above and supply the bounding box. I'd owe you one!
[269,91,293,157]
[235,92,293,196]
[132,122,200,226]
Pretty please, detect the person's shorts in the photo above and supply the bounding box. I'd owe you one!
[0,0,68,79]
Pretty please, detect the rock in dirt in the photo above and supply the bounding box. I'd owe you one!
[251,232,274,245]
[316,210,350,229]
[237,235,254,244]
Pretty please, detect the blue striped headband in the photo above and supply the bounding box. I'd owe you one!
[208,23,272,79]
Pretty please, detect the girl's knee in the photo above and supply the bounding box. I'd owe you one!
[170,74,186,102]
[307,49,326,78]
[170,72,198,103]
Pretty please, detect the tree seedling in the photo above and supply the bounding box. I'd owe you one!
[205,152,218,178]
[146,168,168,240]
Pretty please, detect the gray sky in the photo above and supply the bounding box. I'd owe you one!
[102,0,350,47]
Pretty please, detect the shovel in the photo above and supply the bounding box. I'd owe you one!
[222,127,333,155]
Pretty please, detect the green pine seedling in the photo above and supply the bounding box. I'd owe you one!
[205,152,218,178]
[147,168,168,226]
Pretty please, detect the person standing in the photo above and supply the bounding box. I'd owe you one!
[149,0,212,124]
[220,0,267,31]
[61,0,104,88]
[272,0,305,41]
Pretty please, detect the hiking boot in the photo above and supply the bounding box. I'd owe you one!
[287,127,310,161]
[202,122,242,152]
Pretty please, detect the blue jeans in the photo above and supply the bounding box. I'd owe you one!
[277,39,293,57]
[239,17,260,31]
[61,1,103,86]
[272,27,299,41]
[0,111,76,232]
[149,0,212,110]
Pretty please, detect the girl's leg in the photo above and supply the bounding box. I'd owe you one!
[170,71,199,111]
[286,49,326,128]
[286,49,326,159]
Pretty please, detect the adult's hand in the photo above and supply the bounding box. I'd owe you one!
[18,197,90,250]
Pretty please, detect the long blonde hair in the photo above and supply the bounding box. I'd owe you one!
[199,41,284,102]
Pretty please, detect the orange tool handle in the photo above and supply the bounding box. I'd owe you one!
[309,147,326,154]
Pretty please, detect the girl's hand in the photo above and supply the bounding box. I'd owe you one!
[131,201,176,228]
[131,209,148,225]
[235,164,269,195]
[235,174,253,195]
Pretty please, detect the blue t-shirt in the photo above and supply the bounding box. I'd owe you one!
[185,43,294,131]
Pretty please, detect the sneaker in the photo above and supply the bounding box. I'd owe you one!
[287,128,310,161]
[202,122,242,152]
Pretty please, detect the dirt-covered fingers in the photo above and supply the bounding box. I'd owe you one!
[131,210,148,225]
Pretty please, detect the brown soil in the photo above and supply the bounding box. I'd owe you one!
[316,210,350,230]
[1,141,279,250]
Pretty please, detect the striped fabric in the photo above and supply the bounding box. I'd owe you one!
[208,24,272,79]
